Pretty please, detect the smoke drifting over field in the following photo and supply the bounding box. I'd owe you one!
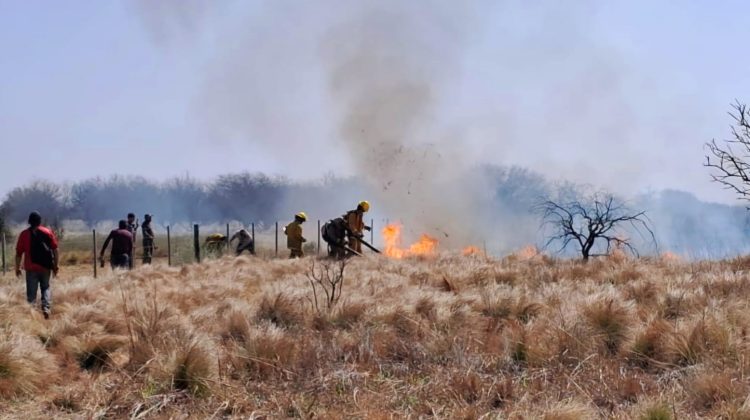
[319,2,482,244]
[137,0,494,244]
[1,1,739,255]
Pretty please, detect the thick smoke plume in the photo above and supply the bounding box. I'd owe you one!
[120,1,750,254]
[320,1,483,244]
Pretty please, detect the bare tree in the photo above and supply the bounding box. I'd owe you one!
[306,259,348,313]
[538,192,655,261]
[705,101,750,202]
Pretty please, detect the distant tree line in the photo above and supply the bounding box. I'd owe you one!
[2,164,750,258]
[0,173,337,227]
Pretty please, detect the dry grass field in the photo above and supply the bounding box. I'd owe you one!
[1,251,750,419]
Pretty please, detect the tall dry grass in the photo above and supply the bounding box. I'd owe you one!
[1,253,750,418]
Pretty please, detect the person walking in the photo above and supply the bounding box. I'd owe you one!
[284,212,307,258]
[141,214,154,264]
[15,211,59,319]
[100,220,134,270]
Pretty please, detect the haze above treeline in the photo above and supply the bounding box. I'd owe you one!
[1,166,748,258]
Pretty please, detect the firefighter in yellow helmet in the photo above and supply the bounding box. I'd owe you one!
[285,212,307,258]
[344,201,371,254]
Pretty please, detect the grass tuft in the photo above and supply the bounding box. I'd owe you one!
[582,297,632,354]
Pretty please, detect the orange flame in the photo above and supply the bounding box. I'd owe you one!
[462,246,484,256]
[512,245,540,260]
[382,223,439,258]
[661,251,682,262]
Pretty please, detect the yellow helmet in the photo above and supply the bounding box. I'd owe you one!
[358,200,370,212]
[295,212,307,221]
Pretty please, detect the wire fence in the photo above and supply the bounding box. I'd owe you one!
[0,219,382,279]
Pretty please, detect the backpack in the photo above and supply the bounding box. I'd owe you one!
[29,228,55,270]
[322,218,346,244]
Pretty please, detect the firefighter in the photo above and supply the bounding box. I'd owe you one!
[141,214,154,264]
[322,217,349,259]
[345,201,371,254]
[285,212,307,259]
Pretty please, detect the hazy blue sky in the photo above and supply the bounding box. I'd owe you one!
[1,0,748,203]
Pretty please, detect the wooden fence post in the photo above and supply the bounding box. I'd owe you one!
[275,222,279,257]
[226,223,230,253]
[2,233,7,275]
[317,220,321,255]
[92,229,97,279]
[193,224,200,263]
[167,225,172,266]
[251,223,255,255]
[370,218,374,245]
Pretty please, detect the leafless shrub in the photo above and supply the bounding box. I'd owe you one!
[307,259,348,313]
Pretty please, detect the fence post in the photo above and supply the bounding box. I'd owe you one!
[370,218,374,245]
[92,229,97,279]
[317,220,321,255]
[167,225,172,266]
[275,222,279,257]
[251,223,255,255]
[2,233,6,275]
[193,224,200,263]
[226,223,230,253]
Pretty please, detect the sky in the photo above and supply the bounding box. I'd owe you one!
[1,0,749,204]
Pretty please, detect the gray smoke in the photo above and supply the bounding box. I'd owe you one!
[319,1,485,244]
[127,1,747,252]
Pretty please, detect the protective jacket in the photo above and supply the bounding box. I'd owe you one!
[285,221,306,250]
[345,210,364,235]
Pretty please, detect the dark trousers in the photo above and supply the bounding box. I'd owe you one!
[111,253,131,270]
[143,239,154,264]
[236,242,254,256]
[26,270,51,310]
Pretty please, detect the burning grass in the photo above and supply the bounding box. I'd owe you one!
[2,253,750,417]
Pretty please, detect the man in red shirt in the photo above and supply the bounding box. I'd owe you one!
[100,220,134,270]
[15,211,59,319]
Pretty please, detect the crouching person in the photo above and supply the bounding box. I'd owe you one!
[15,211,59,319]
[100,220,134,270]
[230,228,255,256]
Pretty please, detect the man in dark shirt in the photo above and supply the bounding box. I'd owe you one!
[141,214,155,264]
[100,220,134,270]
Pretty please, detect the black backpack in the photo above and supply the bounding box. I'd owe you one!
[29,228,55,270]
[322,218,346,244]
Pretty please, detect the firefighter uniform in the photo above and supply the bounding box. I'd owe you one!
[285,213,307,258]
[345,201,370,254]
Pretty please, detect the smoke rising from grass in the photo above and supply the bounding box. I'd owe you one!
[319,1,484,243]
[125,1,749,253]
